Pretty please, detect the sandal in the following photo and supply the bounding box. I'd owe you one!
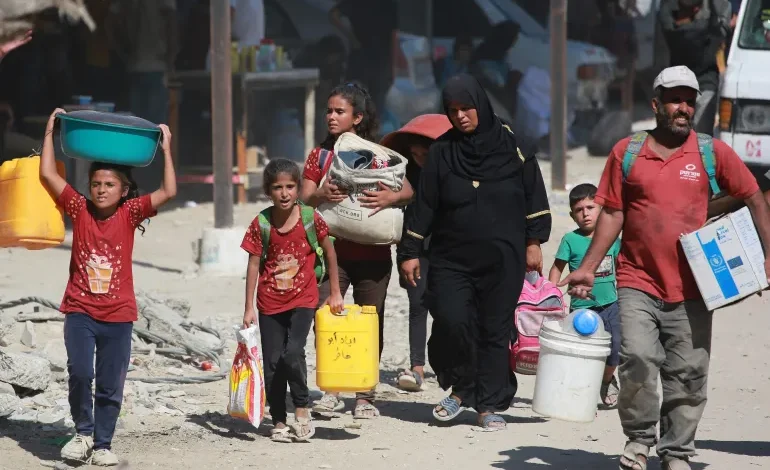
[290,417,315,442]
[601,376,620,409]
[432,395,464,422]
[475,413,506,432]
[396,369,424,392]
[353,401,380,420]
[619,441,649,470]
[312,394,344,414]
[270,426,293,443]
[661,459,691,470]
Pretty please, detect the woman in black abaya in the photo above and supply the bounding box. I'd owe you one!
[397,74,551,431]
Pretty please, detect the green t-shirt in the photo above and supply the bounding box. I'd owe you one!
[555,230,621,310]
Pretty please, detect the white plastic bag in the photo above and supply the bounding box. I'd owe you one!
[227,326,265,427]
[318,132,408,245]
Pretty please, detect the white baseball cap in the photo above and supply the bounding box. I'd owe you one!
[652,66,700,94]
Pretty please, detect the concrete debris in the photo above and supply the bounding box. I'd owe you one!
[0,322,13,347]
[20,320,36,348]
[0,350,51,391]
[161,390,186,398]
[16,311,63,322]
[0,388,21,417]
[41,339,68,372]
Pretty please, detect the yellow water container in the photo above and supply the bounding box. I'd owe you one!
[315,304,379,392]
[0,156,66,250]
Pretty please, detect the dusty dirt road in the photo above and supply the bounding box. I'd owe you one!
[2,145,770,469]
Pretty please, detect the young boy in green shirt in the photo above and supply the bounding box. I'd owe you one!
[549,183,621,408]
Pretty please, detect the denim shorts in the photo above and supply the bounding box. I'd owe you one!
[593,302,621,366]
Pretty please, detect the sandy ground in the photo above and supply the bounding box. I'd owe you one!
[3,134,770,469]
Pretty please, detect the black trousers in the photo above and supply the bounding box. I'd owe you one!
[259,307,314,425]
[425,266,521,413]
[404,257,430,368]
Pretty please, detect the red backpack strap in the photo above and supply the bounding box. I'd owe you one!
[318,149,334,176]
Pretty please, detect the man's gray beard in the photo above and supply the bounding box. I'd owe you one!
[656,109,691,137]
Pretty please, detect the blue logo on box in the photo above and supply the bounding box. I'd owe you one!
[727,256,744,269]
[697,234,739,299]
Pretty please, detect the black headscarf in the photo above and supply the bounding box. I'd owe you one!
[440,74,523,181]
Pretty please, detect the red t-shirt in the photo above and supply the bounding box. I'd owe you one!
[302,147,392,261]
[57,185,157,322]
[596,131,759,302]
[241,209,330,315]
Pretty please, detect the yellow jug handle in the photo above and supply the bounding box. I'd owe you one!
[332,307,351,316]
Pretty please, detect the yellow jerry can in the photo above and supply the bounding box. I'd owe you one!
[315,304,379,393]
[0,156,66,250]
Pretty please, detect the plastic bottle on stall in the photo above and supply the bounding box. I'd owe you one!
[257,39,271,72]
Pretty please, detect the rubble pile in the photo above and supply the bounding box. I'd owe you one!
[0,293,234,428]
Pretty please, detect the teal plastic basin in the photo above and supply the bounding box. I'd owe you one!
[57,113,162,167]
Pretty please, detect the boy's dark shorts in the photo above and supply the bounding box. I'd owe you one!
[594,302,620,366]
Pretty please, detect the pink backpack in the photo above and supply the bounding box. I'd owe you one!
[510,275,567,375]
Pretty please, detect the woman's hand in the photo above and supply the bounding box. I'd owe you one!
[242,308,257,330]
[318,178,347,203]
[47,108,66,131]
[400,259,421,287]
[0,30,32,59]
[359,182,399,216]
[158,124,172,155]
[526,241,543,274]
[325,292,345,314]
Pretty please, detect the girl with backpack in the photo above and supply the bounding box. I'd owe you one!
[241,159,344,443]
[39,108,177,466]
[301,82,412,419]
[380,114,453,391]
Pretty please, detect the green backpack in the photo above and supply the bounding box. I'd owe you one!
[621,131,722,197]
[256,204,332,285]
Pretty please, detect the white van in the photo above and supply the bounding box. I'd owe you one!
[719,0,770,176]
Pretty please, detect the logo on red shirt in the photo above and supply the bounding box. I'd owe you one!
[679,163,701,182]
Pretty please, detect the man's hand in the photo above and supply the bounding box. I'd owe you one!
[359,182,398,216]
[0,30,32,59]
[400,259,421,287]
[557,268,595,299]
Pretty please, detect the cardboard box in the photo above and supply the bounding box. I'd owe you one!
[680,207,768,310]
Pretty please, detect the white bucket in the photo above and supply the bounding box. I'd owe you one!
[532,320,611,423]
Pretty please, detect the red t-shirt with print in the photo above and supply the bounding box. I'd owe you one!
[241,209,330,315]
[57,184,157,323]
[596,131,759,303]
[302,147,392,261]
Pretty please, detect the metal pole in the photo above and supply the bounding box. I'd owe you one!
[549,0,567,191]
[210,0,234,228]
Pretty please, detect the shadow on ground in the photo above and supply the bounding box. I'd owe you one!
[0,419,72,463]
[185,411,360,442]
[698,439,770,458]
[493,447,709,470]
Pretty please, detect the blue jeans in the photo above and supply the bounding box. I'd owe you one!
[64,313,133,451]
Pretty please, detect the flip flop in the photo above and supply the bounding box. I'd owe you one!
[290,417,315,442]
[619,441,649,470]
[432,395,464,422]
[270,427,293,443]
[312,394,344,414]
[353,402,380,420]
[396,369,424,392]
[600,376,620,409]
[474,413,506,432]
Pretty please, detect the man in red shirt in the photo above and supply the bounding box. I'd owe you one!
[561,66,770,470]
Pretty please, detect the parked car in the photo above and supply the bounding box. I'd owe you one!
[389,0,617,140]
[719,0,770,188]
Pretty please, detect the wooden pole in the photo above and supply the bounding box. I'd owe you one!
[210,0,234,228]
[550,0,567,191]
